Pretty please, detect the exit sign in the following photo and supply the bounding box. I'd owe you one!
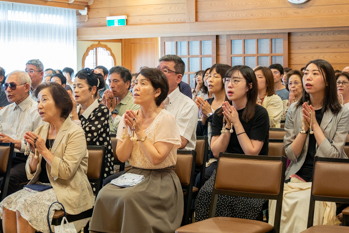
[106,16,127,27]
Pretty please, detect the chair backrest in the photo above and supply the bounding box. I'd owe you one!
[269,128,286,142]
[307,157,349,228]
[87,145,105,196]
[268,142,285,157]
[210,153,286,233]
[195,136,208,188]
[110,137,125,171]
[0,143,14,201]
[175,150,196,225]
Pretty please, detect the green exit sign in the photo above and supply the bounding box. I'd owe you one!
[106,16,127,27]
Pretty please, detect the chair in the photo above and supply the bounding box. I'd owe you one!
[176,153,286,233]
[175,150,196,226]
[0,143,14,201]
[268,142,285,157]
[269,128,285,142]
[301,157,349,233]
[111,137,125,172]
[194,136,208,190]
[51,145,106,232]
[342,207,349,226]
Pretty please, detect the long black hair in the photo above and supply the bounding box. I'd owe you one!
[297,59,341,114]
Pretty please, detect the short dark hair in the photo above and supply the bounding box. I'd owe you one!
[285,69,303,91]
[75,68,105,97]
[51,73,67,85]
[63,67,74,77]
[95,65,108,77]
[336,72,349,81]
[138,68,169,106]
[35,82,72,119]
[254,66,275,96]
[297,59,341,114]
[109,66,132,89]
[44,68,56,74]
[0,67,5,85]
[284,67,292,74]
[159,55,185,75]
[56,69,63,75]
[269,64,284,75]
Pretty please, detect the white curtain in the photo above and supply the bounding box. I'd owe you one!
[0,2,77,74]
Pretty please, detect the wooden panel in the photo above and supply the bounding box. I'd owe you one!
[217,35,227,64]
[122,38,159,73]
[197,0,349,12]
[186,0,196,23]
[197,5,349,22]
[289,30,349,71]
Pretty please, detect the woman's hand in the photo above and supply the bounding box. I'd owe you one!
[195,96,204,109]
[222,101,239,127]
[124,110,142,131]
[302,102,317,131]
[24,132,47,155]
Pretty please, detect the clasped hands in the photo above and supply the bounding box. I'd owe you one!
[124,110,142,135]
[102,90,116,110]
[195,97,211,117]
[24,132,46,156]
[301,102,317,132]
[222,101,239,128]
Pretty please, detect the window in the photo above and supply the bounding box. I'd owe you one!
[82,42,116,70]
[226,34,288,68]
[161,36,216,88]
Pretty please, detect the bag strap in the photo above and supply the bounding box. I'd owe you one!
[47,201,66,233]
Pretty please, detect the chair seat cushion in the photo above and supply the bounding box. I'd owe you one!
[176,217,273,233]
[301,225,349,233]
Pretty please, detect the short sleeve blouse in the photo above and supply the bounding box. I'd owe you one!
[116,109,182,169]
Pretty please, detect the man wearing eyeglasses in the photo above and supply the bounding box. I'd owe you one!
[0,70,43,195]
[158,55,198,151]
[25,59,44,100]
[0,66,10,109]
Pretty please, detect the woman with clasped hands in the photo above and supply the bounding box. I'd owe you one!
[0,83,94,233]
[89,68,183,233]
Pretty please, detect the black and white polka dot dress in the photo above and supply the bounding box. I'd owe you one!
[79,104,114,181]
[195,169,266,222]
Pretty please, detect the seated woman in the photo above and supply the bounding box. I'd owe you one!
[195,65,269,221]
[70,68,114,180]
[89,68,183,233]
[254,66,283,128]
[336,72,349,108]
[273,59,349,232]
[192,70,209,100]
[0,82,94,232]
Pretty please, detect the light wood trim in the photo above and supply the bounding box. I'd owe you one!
[77,15,88,23]
[0,0,87,10]
[186,0,196,23]
[77,15,349,40]
[82,42,117,68]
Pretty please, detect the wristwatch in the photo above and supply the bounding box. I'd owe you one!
[111,109,119,115]
[207,112,213,118]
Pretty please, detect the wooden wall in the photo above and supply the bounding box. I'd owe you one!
[289,31,349,71]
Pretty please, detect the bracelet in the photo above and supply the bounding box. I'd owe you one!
[225,127,231,131]
[236,132,246,136]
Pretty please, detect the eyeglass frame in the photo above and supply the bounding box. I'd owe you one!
[157,66,180,75]
[336,81,349,86]
[25,69,42,74]
[3,82,27,91]
[223,76,245,85]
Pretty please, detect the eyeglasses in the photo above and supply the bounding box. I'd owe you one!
[337,81,349,86]
[158,67,179,74]
[25,69,41,74]
[3,82,26,91]
[288,81,302,86]
[223,77,244,85]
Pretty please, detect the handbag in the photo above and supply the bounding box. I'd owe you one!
[47,201,77,233]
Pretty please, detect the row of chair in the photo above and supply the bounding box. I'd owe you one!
[175,154,349,233]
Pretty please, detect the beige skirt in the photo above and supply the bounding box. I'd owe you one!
[89,167,184,233]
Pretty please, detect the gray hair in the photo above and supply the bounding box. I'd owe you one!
[26,59,44,72]
[6,70,32,87]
